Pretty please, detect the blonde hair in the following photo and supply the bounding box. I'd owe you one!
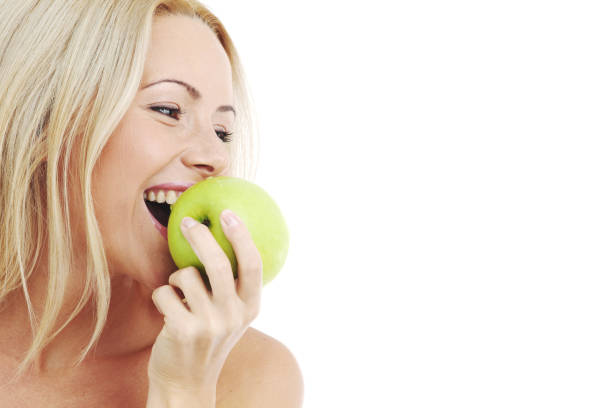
[0,0,259,379]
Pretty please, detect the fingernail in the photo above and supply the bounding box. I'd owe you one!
[181,216,198,230]
[221,209,238,227]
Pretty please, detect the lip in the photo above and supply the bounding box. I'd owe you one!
[144,182,196,194]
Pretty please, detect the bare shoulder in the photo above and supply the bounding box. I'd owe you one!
[216,327,304,408]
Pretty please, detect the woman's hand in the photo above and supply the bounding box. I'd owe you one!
[146,209,263,407]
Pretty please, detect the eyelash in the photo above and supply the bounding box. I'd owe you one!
[150,105,233,143]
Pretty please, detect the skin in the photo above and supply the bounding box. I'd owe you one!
[0,14,265,406]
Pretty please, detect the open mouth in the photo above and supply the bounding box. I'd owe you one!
[145,200,171,228]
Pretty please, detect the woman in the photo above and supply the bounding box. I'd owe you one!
[0,0,303,406]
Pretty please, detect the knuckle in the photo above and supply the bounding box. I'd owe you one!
[219,297,238,313]
[244,309,257,324]
[246,254,263,276]
[239,306,256,327]
[219,302,245,329]
[233,223,250,237]
[182,267,200,284]
[152,285,170,299]
[226,315,242,331]
[169,267,196,286]
[246,301,261,322]
[246,242,263,268]
[179,324,201,342]
[190,223,208,237]
[227,223,250,243]
[182,319,209,339]
[205,319,226,337]
[210,253,231,271]
[227,317,245,333]
[168,270,181,286]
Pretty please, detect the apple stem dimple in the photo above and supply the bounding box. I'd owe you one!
[202,217,211,227]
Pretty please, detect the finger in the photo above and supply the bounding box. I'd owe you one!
[152,285,191,320]
[168,267,211,315]
[181,217,235,300]
[219,209,263,308]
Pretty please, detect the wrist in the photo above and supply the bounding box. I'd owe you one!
[146,380,216,408]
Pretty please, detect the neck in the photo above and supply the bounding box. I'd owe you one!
[0,271,163,382]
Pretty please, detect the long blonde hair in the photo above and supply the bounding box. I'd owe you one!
[0,0,259,379]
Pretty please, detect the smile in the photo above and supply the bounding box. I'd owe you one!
[142,183,194,238]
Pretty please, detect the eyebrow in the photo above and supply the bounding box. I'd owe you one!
[141,78,236,116]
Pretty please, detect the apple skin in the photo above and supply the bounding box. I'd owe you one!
[167,176,289,286]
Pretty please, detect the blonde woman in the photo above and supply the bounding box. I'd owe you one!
[0,1,303,406]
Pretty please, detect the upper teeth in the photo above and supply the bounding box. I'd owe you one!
[144,190,183,205]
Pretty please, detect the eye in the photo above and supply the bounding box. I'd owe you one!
[150,105,232,142]
[216,129,233,143]
[150,105,183,120]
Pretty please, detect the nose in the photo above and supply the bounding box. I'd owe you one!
[180,128,230,178]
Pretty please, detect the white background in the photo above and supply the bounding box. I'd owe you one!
[202,1,611,407]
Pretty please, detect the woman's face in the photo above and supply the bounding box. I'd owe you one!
[90,14,235,290]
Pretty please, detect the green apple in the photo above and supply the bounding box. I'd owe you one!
[167,176,289,286]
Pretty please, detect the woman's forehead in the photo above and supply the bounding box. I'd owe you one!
[142,15,231,91]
